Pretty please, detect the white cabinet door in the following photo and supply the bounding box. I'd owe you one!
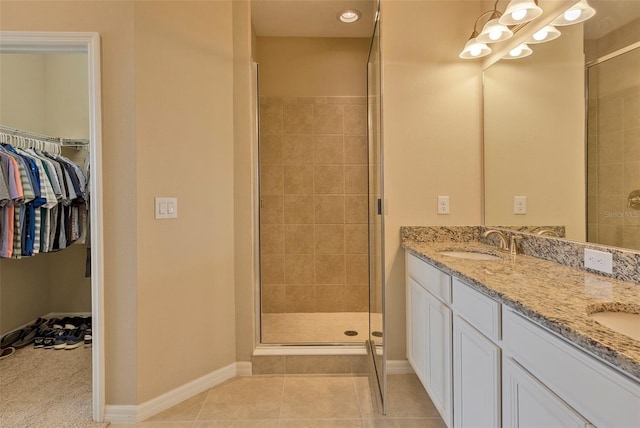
[453,315,501,428]
[503,357,593,428]
[407,277,427,382]
[406,276,453,427]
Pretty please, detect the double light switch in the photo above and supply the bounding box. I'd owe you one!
[155,197,178,219]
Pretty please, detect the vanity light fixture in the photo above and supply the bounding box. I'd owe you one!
[498,0,542,26]
[338,9,361,23]
[459,10,496,59]
[526,25,561,43]
[504,43,533,59]
[476,1,513,43]
[551,0,595,26]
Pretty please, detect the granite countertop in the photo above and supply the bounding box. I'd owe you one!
[402,239,640,381]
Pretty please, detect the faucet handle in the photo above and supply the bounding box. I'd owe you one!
[510,235,522,256]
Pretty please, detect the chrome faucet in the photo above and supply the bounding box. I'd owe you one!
[482,229,509,251]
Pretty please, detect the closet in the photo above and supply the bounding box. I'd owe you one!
[0,51,93,421]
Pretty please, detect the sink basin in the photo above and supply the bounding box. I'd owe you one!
[589,311,640,341]
[439,251,502,261]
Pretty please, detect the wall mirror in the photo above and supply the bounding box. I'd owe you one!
[483,0,640,251]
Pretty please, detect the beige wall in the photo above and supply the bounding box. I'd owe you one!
[380,0,484,360]
[257,37,370,97]
[134,1,236,402]
[484,24,586,241]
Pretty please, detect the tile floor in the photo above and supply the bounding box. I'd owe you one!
[261,312,373,343]
[109,374,445,428]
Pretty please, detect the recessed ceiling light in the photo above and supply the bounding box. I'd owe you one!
[338,9,361,23]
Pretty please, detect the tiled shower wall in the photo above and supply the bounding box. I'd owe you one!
[587,61,640,250]
[259,96,368,313]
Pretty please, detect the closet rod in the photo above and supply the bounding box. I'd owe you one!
[0,124,89,147]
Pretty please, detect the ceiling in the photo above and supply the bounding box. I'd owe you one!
[250,1,639,40]
[251,0,376,38]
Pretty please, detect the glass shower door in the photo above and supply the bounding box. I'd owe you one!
[367,4,385,413]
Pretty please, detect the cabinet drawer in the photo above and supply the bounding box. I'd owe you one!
[406,253,451,304]
[503,308,640,427]
[453,279,501,342]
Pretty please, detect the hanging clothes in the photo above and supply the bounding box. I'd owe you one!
[0,143,88,259]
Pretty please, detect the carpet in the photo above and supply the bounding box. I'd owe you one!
[0,345,107,427]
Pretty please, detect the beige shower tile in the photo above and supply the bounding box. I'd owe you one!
[623,225,640,251]
[598,164,624,195]
[315,224,345,254]
[314,135,344,164]
[315,254,345,284]
[260,195,283,224]
[345,136,367,164]
[260,104,283,135]
[345,284,369,312]
[260,165,284,195]
[315,284,345,312]
[345,166,368,194]
[597,224,624,247]
[284,224,314,254]
[345,195,368,223]
[262,96,284,105]
[363,419,446,428]
[346,254,369,285]
[598,131,624,164]
[279,419,363,428]
[344,105,367,136]
[598,98,623,134]
[280,377,361,419]
[261,224,285,254]
[261,254,284,284]
[261,285,286,314]
[314,104,344,134]
[328,96,366,105]
[285,254,315,284]
[285,285,316,312]
[624,128,640,161]
[251,356,285,375]
[284,164,314,194]
[314,165,345,194]
[284,195,314,224]
[259,134,283,165]
[345,224,368,254]
[624,89,639,129]
[597,194,625,225]
[283,134,313,165]
[315,195,345,224]
[624,161,640,194]
[198,377,284,421]
[285,356,352,374]
[284,104,313,134]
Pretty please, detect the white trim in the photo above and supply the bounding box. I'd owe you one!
[253,344,367,356]
[0,31,104,423]
[104,362,246,424]
[386,360,414,375]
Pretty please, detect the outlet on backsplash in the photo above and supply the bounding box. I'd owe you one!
[584,248,613,274]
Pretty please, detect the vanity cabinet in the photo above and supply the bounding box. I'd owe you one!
[453,279,502,428]
[405,250,640,428]
[406,254,453,427]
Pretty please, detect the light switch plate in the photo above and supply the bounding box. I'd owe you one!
[155,197,178,219]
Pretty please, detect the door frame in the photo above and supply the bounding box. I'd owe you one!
[0,31,105,422]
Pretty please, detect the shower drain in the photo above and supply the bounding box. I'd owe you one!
[344,330,358,337]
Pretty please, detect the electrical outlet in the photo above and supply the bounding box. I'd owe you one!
[584,248,613,274]
[437,196,450,215]
[514,196,527,215]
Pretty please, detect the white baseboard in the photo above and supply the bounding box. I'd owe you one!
[104,362,251,424]
[386,359,414,375]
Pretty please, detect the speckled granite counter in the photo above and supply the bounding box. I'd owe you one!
[401,237,640,381]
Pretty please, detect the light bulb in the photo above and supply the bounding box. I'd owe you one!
[512,9,527,21]
[342,12,356,20]
[564,8,582,22]
[470,46,482,57]
[533,28,548,41]
[489,29,502,41]
[510,46,523,57]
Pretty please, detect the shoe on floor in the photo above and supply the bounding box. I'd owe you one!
[84,329,92,348]
[64,328,86,350]
[52,329,71,350]
[0,330,23,349]
[0,347,15,360]
[12,326,39,349]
